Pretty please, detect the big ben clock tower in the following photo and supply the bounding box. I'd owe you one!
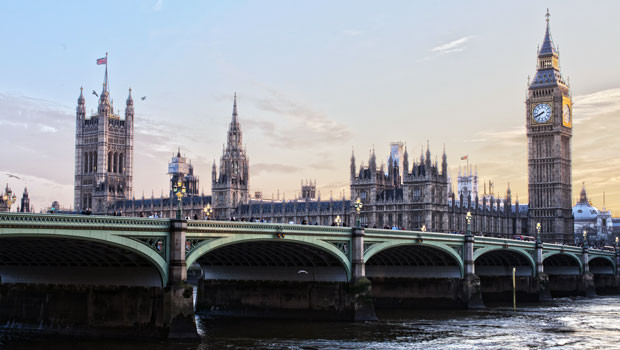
[526,10,573,243]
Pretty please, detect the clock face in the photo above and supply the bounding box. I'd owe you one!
[533,103,552,123]
[563,104,571,124]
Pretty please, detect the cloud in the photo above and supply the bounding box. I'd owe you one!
[572,88,620,124]
[250,89,352,149]
[341,29,364,37]
[252,163,302,176]
[430,36,475,55]
[152,0,163,11]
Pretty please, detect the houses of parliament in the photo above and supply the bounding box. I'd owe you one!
[69,12,581,244]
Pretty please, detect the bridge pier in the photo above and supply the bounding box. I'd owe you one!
[165,219,199,341]
[351,227,377,321]
[581,248,597,298]
[536,241,552,301]
[463,232,484,308]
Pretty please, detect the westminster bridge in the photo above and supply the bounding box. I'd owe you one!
[0,212,619,340]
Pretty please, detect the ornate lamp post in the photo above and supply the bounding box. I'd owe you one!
[421,225,427,232]
[583,229,588,248]
[465,211,472,237]
[2,188,16,212]
[615,236,619,252]
[203,203,212,220]
[354,197,363,228]
[172,180,186,220]
[334,215,342,227]
[536,222,542,244]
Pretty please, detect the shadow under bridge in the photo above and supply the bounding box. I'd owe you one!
[0,236,164,287]
[192,240,351,282]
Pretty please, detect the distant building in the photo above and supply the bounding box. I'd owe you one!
[168,149,199,198]
[0,184,16,212]
[19,187,30,213]
[301,180,316,200]
[573,184,615,246]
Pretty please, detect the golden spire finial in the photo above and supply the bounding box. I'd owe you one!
[546,8,550,24]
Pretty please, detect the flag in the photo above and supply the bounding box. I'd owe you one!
[96,57,107,65]
[461,155,468,160]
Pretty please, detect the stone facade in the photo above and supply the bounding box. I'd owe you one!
[74,65,133,214]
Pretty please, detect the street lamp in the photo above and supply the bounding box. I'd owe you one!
[354,197,363,228]
[583,229,588,248]
[465,211,472,237]
[615,236,618,251]
[172,179,186,220]
[2,188,16,212]
[536,222,542,244]
[203,203,213,220]
[421,224,427,232]
[334,215,342,227]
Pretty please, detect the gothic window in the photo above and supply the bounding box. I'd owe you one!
[108,152,112,172]
[119,153,124,174]
[84,152,88,173]
[113,152,118,173]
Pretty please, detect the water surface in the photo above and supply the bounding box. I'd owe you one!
[2,296,619,349]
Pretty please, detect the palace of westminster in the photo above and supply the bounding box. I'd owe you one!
[1,12,618,244]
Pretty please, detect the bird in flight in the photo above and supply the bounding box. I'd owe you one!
[6,174,21,180]
[92,90,99,97]
[141,96,146,101]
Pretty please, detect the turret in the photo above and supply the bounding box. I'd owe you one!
[441,144,448,177]
[425,140,431,168]
[19,186,30,213]
[212,160,217,184]
[350,149,356,181]
[403,146,409,176]
[77,87,86,119]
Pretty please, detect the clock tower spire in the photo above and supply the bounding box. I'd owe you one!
[526,9,573,243]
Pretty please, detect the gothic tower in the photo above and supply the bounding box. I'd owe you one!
[74,63,134,213]
[19,187,30,213]
[526,10,573,243]
[212,94,250,219]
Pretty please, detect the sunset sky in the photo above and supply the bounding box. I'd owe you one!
[0,1,619,214]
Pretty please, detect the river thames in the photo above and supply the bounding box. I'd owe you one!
[1,295,619,349]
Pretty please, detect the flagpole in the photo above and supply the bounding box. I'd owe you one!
[105,52,108,92]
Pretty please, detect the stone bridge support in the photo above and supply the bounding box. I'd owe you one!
[535,240,552,301]
[165,219,199,341]
[351,227,377,321]
[462,232,484,308]
[580,248,597,298]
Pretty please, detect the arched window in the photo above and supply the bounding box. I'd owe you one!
[90,151,95,173]
[119,153,124,174]
[84,152,88,173]
[108,152,112,172]
[113,152,118,173]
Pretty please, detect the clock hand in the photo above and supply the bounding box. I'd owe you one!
[535,111,544,118]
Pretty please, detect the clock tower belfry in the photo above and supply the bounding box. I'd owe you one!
[526,10,573,243]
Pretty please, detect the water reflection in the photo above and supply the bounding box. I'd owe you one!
[2,296,620,350]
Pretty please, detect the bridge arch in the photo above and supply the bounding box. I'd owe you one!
[588,256,615,275]
[186,236,352,281]
[0,231,167,286]
[364,242,463,278]
[474,247,535,276]
[542,252,583,275]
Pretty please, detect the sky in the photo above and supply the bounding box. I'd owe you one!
[0,1,619,214]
